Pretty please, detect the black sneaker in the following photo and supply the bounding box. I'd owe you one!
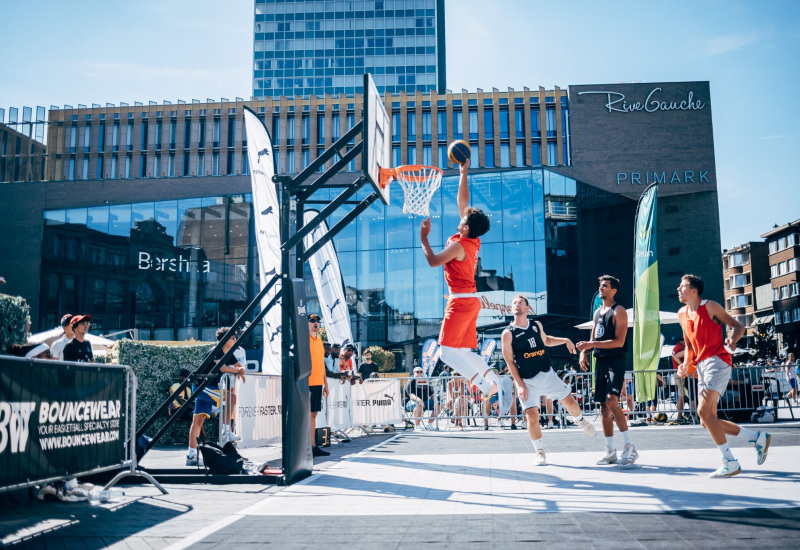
[312,446,330,457]
[510,424,518,430]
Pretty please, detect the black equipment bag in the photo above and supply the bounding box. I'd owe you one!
[197,439,246,475]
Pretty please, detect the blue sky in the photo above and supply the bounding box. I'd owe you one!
[1,0,798,250]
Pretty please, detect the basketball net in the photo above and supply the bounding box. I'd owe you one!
[380,165,442,217]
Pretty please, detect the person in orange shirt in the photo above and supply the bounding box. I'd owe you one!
[677,274,770,477]
[308,314,330,458]
[419,159,510,416]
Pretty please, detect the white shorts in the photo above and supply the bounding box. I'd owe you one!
[696,355,731,395]
[519,369,572,411]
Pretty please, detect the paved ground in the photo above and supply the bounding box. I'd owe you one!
[2,422,799,549]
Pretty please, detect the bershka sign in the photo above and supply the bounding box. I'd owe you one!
[0,358,126,491]
[138,251,210,273]
[476,291,547,326]
[578,87,705,114]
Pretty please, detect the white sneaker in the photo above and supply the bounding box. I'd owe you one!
[709,458,742,478]
[753,431,771,466]
[546,421,554,429]
[414,424,425,432]
[619,443,639,468]
[576,417,596,437]
[227,430,242,442]
[186,454,204,467]
[535,449,546,466]
[427,424,439,431]
[596,448,618,465]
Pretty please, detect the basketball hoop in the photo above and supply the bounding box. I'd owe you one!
[379,165,442,216]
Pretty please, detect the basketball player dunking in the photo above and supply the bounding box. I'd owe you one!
[420,159,510,415]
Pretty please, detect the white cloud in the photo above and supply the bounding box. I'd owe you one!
[708,30,764,55]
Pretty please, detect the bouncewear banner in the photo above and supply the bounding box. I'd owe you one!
[0,357,127,491]
[231,374,282,449]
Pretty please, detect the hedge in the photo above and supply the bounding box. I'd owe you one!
[117,339,218,447]
[0,294,30,353]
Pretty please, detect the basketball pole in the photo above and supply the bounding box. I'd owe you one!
[273,123,387,486]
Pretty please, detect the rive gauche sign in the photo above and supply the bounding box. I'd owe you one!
[577,87,706,114]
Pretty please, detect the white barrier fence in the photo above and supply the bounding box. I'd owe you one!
[222,375,404,447]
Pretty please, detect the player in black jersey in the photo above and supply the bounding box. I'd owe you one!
[576,275,638,468]
[502,295,597,465]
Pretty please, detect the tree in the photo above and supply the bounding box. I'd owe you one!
[366,345,396,373]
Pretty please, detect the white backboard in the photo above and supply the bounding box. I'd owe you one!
[363,73,391,205]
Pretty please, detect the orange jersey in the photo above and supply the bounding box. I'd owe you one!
[678,301,731,367]
[443,233,480,294]
[309,336,325,386]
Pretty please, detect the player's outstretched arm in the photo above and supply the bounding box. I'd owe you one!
[537,321,577,353]
[457,159,470,219]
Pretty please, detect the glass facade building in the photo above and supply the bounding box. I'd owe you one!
[39,168,581,351]
[253,0,446,98]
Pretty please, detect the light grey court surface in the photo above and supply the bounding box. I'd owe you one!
[3,424,799,549]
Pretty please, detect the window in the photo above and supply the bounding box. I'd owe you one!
[112,123,119,152]
[779,261,788,276]
[83,126,90,153]
[730,273,751,287]
[407,112,416,139]
[228,117,236,147]
[452,109,463,139]
[111,156,117,179]
[155,121,162,148]
[287,150,295,173]
[728,252,749,267]
[770,241,778,254]
[790,283,799,297]
[790,258,798,272]
[771,264,779,278]
[422,112,431,141]
[781,286,789,299]
[317,115,325,145]
[500,143,510,168]
[198,119,206,148]
[437,112,446,140]
[96,157,103,179]
[98,123,105,153]
[68,158,75,181]
[125,156,131,178]
[546,109,556,137]
[730,294,752,308]
[70,126,76,154]
[532,142,541,165]
[484,144,494,168]
[301,116,309,145]
[287,115,295,145]
[392,113,400,142]
[332,115,340,141]
[547,142,557,166]
[82,158,88,180]
[271,118,280,144]
[794,308,800,322]
[438,145,448,169]
[788,234,798,247]
[778,237,786,250]
[499,109,509,139]
[484,109,494,139]
[212,152,220,175]
[531,109,540,135]
[468,110,478,140]
[407,145,416,165]
[198,152,204,175]
[154,154,161,177]
[242,153,249,175]
[184,153,191,176]
[139,154,146,178]
[213,119,220,147]
[392,146,401,167]
[514,110,525,138]
[168,154,175,177]
[515,143,525,167]
[784,310,791,324]
[169,120,176,149]
[775,313,782,325]
[773,288,781,301]
[422,145,431,166]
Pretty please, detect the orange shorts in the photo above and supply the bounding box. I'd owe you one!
[439,298,481,348]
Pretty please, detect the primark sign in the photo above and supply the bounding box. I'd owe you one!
[616,170,712,186]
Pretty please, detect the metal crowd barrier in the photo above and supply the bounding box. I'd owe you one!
[393,363,796,431]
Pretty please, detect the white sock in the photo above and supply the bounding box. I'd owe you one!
[187,447,196,457]
[532,438,544,451]
[483,369,502,391]
[605,436,615,450]
[573,415,584,422]
[621,430,631,446]
[474,377,493,395]
[737,426,758,442]
[718,443,735,461]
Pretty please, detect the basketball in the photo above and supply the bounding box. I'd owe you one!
[654,412,667,423]
[447,140,471,165]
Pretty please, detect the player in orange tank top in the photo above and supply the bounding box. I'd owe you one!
[419,160,511,415]
[676,274,771,478]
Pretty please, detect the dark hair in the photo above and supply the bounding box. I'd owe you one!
[179,368,191,378]
[598,275,621,291]
[682,274,705,296]
[512,294,529,306]
[464,207,490,239]
[216,327,232,341]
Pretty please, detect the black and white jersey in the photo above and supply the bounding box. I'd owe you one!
[506,321,550,379]
[592,303,625,358]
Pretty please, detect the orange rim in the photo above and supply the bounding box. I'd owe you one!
[379,165,442,188]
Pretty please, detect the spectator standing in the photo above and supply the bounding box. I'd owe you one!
[358,348,378,382]
[308,314,330,458]
[63,315,94,363]
[50,314,74,361]
[785,352,798,403]
[339,344,357,384]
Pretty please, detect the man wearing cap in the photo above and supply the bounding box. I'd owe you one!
[308,314,330,458]
[63,315,94,363]
[339,344,357,384]
[50,314,74,361]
